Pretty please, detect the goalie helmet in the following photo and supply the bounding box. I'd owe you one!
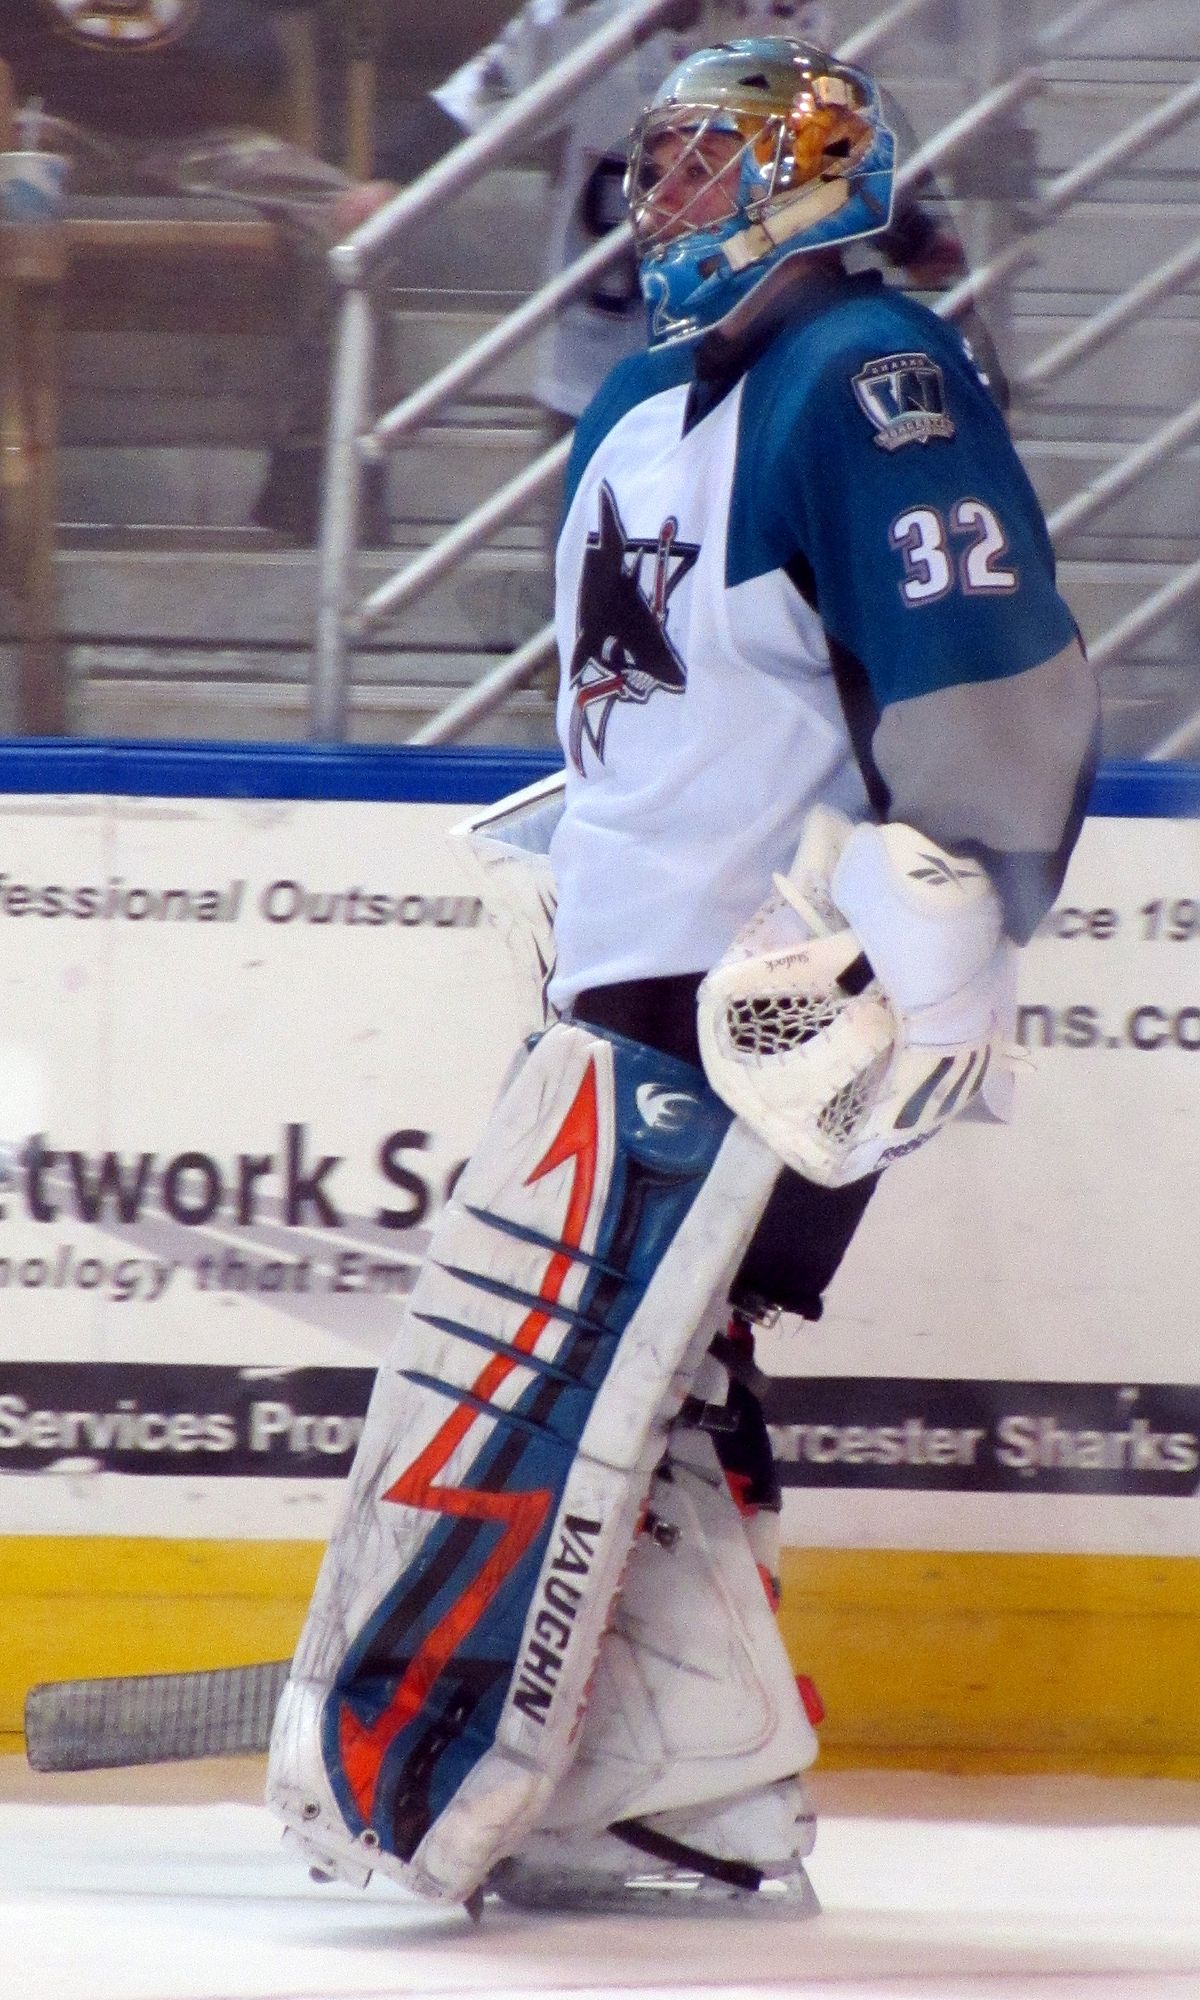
[625,38,895,346]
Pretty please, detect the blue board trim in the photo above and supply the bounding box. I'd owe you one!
[1088,761,1200,819]
[0,740,562,804]
[0,740,1192,817]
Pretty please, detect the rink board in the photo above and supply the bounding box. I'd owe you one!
[8,1534,1200,1779]
[1,740,1199,1773]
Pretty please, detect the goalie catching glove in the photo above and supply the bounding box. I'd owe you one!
[697,806,1018,1188]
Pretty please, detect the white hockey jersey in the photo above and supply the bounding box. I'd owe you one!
[547,269,1097,1011]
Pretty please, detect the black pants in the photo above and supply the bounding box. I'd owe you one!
[572,973,878,1323]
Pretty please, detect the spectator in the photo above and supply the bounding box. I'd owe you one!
[0,0,395,542]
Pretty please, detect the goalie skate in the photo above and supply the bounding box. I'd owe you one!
[487,1775,818,1914]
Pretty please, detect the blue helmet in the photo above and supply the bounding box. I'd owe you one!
[625,38,896,346]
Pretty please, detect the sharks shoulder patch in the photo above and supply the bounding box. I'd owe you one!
[851,351,956,452]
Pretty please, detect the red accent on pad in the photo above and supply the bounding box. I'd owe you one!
[795,1674,825,1727]
[724,1469,757,1518]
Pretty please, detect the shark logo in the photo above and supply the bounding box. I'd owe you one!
[568,482,699,772]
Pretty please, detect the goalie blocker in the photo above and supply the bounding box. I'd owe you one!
[267,1016,797,1906]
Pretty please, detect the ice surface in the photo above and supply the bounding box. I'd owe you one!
[4,1758,1200,2000]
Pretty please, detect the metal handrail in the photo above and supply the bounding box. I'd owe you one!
[371,0,1179,469]
[1055,404,1200,764]
[402,63,1200,745]
[366,3,949,469]
[354,436,572,637]
[898,71,1042,200]
[941,70,1200,318]
[837,0,935,63]
[1037,0,1122,52]
[410,622,559,748]
[363,0,956,459]
[311,0,951,735]
[1138,567,1200,760]
[314,284,375,738]
[1094,562,1200,686]
[371,227,635,454]
[937,66,1200,765]
[1047,395,1200,542]
[330,0,686,287]
[1016,230,1200,392]
[311,0,690,737]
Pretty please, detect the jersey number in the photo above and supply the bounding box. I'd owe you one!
[889,500,1017,606]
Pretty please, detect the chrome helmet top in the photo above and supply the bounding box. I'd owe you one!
[625,38,896,346]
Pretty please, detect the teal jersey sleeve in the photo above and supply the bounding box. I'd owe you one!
[729,279,1078,703]
[728,276,1098,940]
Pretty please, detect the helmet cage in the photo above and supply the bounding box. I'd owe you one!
[627,93,874,261]
[624,40,896,346]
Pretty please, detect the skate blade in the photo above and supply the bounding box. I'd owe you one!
[487,1858,821,1918]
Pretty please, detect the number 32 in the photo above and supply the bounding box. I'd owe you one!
[889,500,1017,605]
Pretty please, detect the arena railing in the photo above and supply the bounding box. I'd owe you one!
[966,70,1200,746]
[312,0,689,740]
[402,71,1044,747]
[311,0,1199,752]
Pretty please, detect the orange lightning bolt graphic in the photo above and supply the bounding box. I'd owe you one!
[338,1057,601,1820]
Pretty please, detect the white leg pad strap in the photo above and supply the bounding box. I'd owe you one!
[267,1019,778,1903]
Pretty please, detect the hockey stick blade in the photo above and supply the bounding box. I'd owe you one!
[24,1658,291,1772]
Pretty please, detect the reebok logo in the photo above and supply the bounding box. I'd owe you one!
[909,852,981,888]
[877,1133,934,1164]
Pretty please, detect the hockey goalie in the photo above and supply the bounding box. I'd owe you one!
[267,35,1098,1915]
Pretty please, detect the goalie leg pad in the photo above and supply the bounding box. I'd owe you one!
[267,1019,779,1904]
